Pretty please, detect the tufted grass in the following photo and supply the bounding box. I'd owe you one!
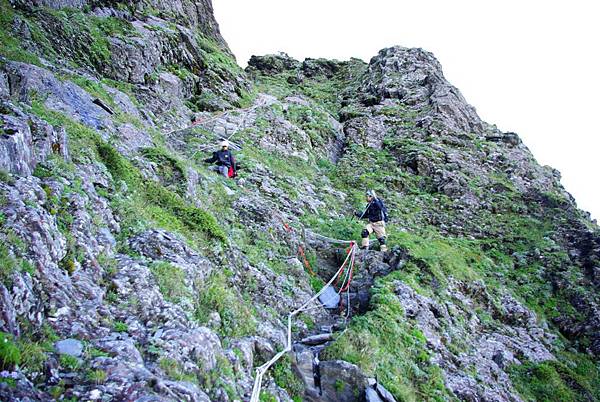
[17,340,48,374]
[159,357,197,383]
[0,331,21,370]
[194,272,257,338]
[0,244,18,287]
[508,353,600,402]
[113,321,128,333]
[86,369,107,385]
[150,261,190,304]
[272,354,304,400]
[58,354,80,371]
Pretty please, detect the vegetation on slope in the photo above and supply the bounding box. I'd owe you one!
[1,2,599,400]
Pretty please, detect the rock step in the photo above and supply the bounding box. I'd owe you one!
[300,333,334,346]
[367,378,397,402]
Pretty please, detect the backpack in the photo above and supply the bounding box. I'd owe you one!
[379,199,389,222]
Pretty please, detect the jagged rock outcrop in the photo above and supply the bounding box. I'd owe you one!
[359,46,486,135]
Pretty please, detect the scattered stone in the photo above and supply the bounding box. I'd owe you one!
[55,339,84,357]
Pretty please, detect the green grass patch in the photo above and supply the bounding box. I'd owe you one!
[0,169,13,184]
[272,354,304,400]
[0,0,42,65]
[86,369,107,385]
[150,261,190,304]
[388,231,488,285]
[113,321,128,333]
[285,104,335,148]
[508,353,600,402]
[0,331,21,370]
[27,115,226,245]
[322,273,454,401]
[259,391,277,402]
[196,33,243,76]
[144,180,226,242]
[0,244,18,287]
[159,357,197,383]
[140,146,187,191]
[59,354,80,371]
[33,8,136,69]
[17,339,49,373]
[236,128,319,178]
[96,142,141,187]
[194,272,257,338]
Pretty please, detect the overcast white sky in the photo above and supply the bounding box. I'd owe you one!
[214,0,599,221]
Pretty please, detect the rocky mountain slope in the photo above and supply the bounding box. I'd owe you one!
[1,0,599,401]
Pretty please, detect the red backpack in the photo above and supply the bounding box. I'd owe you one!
[228,156,237,178]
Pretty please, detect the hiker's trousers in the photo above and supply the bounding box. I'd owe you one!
[362,220,386,248]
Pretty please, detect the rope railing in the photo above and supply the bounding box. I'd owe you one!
[307,231,377,248]
[308,232,357,245]
[167,95,273,142]
[249,241,358,402]
[173,100,269,162]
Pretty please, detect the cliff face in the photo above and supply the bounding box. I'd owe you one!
[1,1,599,401]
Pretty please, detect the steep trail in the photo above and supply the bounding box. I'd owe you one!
[251,227,401,401]
[250,239,358,401]
[2,1,600,400]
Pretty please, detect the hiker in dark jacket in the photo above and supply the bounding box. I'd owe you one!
[204,140,236,178]
[355,190,388,251]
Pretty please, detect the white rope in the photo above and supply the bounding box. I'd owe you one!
[250,243,358,402]
[168,99,268,164]
[309,232,357,245]
[168,94,272,142]
[309,231,377,248]
[167,103,260,137]
[343,249,357,320]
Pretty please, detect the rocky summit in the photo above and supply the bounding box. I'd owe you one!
[0,0,599,401]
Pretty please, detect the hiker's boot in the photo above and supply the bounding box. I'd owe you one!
[361,229,370,250]
[378,237,387,252]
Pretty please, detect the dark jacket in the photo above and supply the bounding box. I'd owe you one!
[358,199,386,223]
[205,149,234,167]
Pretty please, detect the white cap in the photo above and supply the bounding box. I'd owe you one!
[220,140,230,148]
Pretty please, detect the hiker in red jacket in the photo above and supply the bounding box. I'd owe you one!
[204,140,237,178]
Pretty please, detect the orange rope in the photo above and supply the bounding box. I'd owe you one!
[282,222,316,276]
[298,245,315,276]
